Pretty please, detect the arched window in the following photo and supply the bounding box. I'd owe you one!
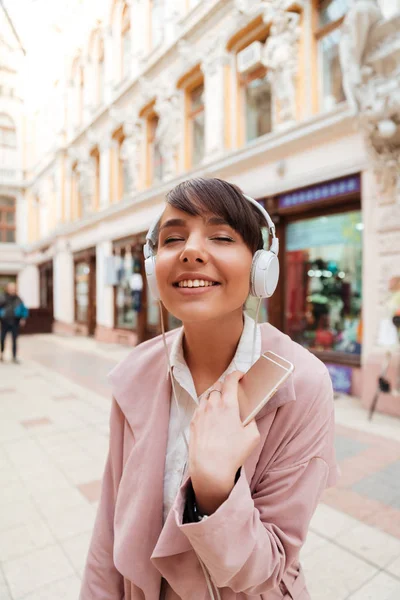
[121,3,131,79]
[0,114,16,148]
[314,0,348,110]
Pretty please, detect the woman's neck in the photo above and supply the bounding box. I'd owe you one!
[182,310,245,396]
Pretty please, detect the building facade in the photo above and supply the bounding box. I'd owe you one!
[0,3,25,293]
[11,0,400,415]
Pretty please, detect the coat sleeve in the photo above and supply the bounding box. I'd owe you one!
[79,398,125,600]
[176,370,337,596]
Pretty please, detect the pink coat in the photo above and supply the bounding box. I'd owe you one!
[80,322,338,600]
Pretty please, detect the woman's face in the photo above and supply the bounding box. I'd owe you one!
[155,204,254,324]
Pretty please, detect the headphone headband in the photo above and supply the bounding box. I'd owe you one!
[144,194,278,257]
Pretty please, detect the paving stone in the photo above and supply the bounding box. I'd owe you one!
[334,434,369,462]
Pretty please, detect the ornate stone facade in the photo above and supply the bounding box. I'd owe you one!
[340,0,400,202]
[154,79,183,181]
[120,118,143,193]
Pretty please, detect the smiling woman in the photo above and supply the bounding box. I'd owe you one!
[80,177,338,600]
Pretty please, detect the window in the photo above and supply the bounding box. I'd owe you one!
[188,82,205,167]
[0,196,16,243]
[114,248,143,330]
[148,115,163,184]
[75,262,90,323]
[150,0,164,49]
[0,114,16,148]
[315,0,348,110]
[285,210,362,357]
[121,3,131,79]
[243,68,272,142]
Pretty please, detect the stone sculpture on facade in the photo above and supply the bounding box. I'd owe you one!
[263,8,300,126]
[339,0,400,201]
[77,156,96,215]
[155,78,182,181]
[233,0,302,128]
[120,119,143,194]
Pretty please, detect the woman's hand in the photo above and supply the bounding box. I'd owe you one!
[189,371,261,515]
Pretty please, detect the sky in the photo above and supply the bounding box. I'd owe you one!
[2,0,102,107]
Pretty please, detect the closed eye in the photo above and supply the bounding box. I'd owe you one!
[212,237,234,242]
[163,237,184,245]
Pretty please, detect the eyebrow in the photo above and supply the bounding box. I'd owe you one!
[159,216,230,232]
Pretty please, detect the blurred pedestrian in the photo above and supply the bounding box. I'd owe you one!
[0,282,28,364]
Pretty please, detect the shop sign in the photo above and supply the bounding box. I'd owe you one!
[278,174,360,210]
[326,363,352,395]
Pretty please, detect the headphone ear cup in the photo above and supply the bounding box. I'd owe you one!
[144,256,160,301]
[250,250,280,298]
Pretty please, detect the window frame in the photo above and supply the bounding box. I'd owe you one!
[0,196,16,243]
[0,115,17,149]
[312,0,347,112]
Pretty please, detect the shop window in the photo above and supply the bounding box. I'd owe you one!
[121,3,131,79]
[243,67,272,143]
[315,0,348,111]
[0,113,16,148]
[188,82,205,167]
[114,247,143,330]
[150,0,164,49]
[0,196,16,243]
[285,210,362,358]
[75,261,90,323]
[147,114,163,184]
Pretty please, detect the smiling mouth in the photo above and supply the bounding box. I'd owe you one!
[173,279,220,288]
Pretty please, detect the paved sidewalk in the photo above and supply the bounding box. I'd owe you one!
[0,334,399,599]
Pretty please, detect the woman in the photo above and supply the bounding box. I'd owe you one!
[80,178,337,600]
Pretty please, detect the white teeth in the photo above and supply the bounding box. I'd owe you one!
[177,279,216,288]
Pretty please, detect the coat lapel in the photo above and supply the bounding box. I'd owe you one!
[108,330,179,598]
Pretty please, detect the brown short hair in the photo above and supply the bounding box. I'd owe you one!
[165,178,264,254]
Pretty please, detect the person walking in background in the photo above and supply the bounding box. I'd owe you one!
[0,282,28,364]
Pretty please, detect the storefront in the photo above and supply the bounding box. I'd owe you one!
[111,233,158,344]
[266,174,363,395]
[74,248,97,336]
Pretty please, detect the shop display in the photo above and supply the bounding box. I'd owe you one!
[285,211,362,356]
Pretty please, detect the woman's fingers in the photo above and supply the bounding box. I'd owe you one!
[221,371,244,408]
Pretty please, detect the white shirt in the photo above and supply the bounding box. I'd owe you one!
[162,313,262,523]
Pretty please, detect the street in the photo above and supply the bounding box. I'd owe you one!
[0,334,400,599]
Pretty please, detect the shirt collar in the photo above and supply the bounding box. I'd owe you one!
[167,313,262,401]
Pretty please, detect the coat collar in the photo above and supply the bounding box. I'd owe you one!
[107,322,296,596]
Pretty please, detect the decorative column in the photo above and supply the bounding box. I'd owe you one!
[99,135,112,209]
[201,36,230,162]
[53,237,74,326]
[120,117,144,195]
[261,2,303,128]
[76,154,96,216]
[155,78,183,181]
[96,239,114,332]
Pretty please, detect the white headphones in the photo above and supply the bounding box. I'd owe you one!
[143,194,279,301]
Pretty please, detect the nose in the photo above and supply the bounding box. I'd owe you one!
[179,234,208,264]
